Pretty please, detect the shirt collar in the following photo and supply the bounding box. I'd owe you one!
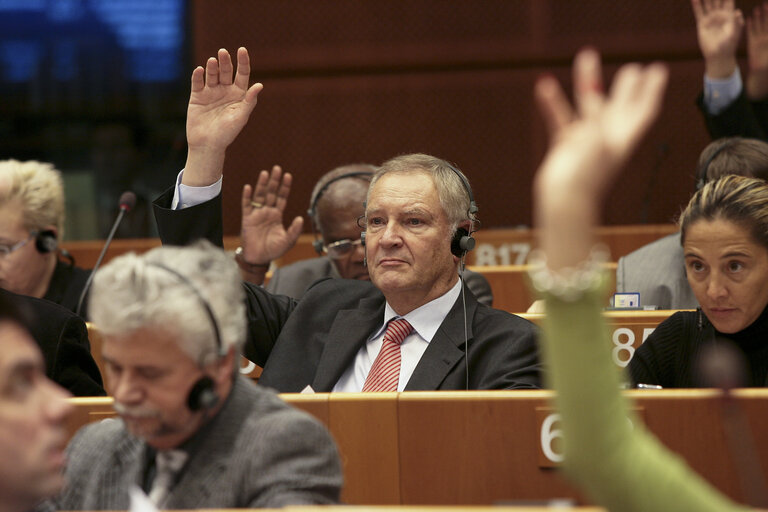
[376,279,462,343]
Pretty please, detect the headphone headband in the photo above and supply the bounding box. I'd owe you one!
[146,262,224,357]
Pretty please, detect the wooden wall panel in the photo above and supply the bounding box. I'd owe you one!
[191,0,766,236]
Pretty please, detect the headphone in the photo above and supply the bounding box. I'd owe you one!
[307,171,373,254]
[147,262,224,412]
[34,229,58,253]
[696,139,736,190]
[359,162,478,258]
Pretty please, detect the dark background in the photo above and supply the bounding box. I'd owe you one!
[3,0,765,239]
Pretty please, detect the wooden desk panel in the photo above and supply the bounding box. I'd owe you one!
[65,390,768,506]
[328,393,401,505]
[397,391,578,505]
[521,310,686,369]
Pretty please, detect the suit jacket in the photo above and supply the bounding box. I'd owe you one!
[153,188,542,392]
[615,233,698,310]
[696,89,768,141]
[267,255,495,306]
[6,289,105,396]
[48,376,342,509]
[249,277,540,392]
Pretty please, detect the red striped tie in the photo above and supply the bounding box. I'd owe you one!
[362,318,413,392]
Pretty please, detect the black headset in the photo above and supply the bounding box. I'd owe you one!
[696,138,736,190]
[359,162,478,258]
[34,229,58,253]
[307,171,373,254]
[147,262,224,412]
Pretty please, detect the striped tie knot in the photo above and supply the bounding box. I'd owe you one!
[362,318,413,392]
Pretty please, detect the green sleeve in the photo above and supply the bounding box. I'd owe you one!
[539,284,747,512]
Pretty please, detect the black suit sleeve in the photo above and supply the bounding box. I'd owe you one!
[13,290,106,397]
[241,283,298,367]
[50,316,106,396]
[153,186,224,247]
[696,90,768,141]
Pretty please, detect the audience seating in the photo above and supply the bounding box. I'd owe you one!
[66,389,768,505]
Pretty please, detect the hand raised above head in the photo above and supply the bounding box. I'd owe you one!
[533,48,668,270]
[184,47,264,187]
[534,48,668,200]
[691,0,744,79]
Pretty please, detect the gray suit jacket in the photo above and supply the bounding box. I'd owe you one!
[267,256,494,306]
[616,233,698,310]
[48,376,342,509]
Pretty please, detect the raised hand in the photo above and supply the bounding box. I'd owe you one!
[239,166,304,270]
[747,2,768,99]
[692,0,744,79]
[184,47,264,186]
[533,48,668,270]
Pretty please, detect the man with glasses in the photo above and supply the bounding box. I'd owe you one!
[234,163,493,304]
[0,160,90,318]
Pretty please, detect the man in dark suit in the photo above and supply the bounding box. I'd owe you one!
[154,47,540,392]
[0,293,73,512]
[47,243,342,509]
[3,289,104,396]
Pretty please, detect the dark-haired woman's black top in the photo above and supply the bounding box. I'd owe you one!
[628,305,768,388]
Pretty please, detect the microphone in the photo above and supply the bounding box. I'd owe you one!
[696,340,768,507]
[75,191,137,317]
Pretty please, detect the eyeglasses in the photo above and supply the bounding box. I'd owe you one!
[322,238,363,259]
[0,234,33,257]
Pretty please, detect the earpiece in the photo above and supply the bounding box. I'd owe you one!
[187,376,219,411]
[451,227,475,257]
[35,230,57,254]
[444,162,477,258]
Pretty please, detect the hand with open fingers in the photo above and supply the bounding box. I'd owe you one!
[747,2,768,99]
[692,0,744,79]
[534,48,669,202]
[240,165,304,266]
[183,47,264,187]
[187,47,263,152]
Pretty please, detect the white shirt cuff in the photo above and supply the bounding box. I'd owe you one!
[171,169,223,210]
[703,68,743,115]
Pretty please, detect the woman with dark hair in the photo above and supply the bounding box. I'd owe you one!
[630,174,768,388]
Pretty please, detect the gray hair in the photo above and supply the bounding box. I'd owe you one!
[89,240,246,362]
[369,153,476,230]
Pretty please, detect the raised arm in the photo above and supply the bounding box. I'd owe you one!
[237,166,304,284]
[533,48,667,269]
[692,0,744,80]
[183,47,263,187]
[531,49,747,512]
[747,2,768,99]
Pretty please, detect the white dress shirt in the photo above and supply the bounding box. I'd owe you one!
[333,279,462,392]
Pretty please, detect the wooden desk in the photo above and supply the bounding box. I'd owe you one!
[521,309,687,369]
[66,390,768,506]
[471,264,617,313]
